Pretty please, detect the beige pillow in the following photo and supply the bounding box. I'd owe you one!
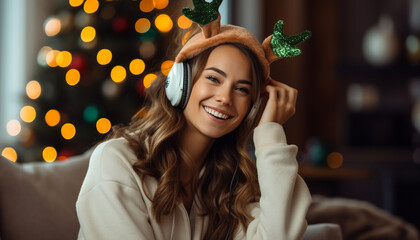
[0,150,91,240]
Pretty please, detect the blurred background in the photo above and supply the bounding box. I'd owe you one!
[0,0,419,234]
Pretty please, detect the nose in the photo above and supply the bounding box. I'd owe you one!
[215,85,232,105]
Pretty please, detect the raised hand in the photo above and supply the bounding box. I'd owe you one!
[271,20,311,58]
[259,79,298,126]
[182,0,223,26]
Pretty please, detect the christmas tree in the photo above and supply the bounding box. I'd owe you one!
[3,0,192,163]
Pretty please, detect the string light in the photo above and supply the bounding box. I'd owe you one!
[129,59,145,75]
[177,15,192,29]
[161,60,174,76]
[69,0,84,7]
[42,146,57,163]
[80,26,96,42]
[110,65,127,83]
[327,152,344,169]
[2,147,17,162]
[57,51,72,68]
[44,17,61,37]
[66,69,81,86]
[135,18,151,34]
[26,80,42,100]
[139,0,154,13]
[45,109,61,127]
[155,14,173,33]
[96,118,111,134]
[97,49,112,65]
[6,120,21,136]
[84,0,99,14]
[143,73,157,88]
[20,106,36,123]
[61,123,76,140]
[153,0,169,9]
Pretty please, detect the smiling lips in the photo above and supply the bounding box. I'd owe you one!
[204,106,233,120]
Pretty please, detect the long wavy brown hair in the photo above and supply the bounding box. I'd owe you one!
[109,39,266,239]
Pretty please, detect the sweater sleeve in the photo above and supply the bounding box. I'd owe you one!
[237,122,311,240]
[76,140,155,240]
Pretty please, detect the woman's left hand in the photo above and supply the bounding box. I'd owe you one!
[258,78,298,126]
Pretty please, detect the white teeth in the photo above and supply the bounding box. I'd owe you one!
[204,106,230,120]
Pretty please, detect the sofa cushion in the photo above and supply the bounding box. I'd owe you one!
[0,150,91,240]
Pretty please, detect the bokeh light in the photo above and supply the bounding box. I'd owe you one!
[102,79,121,99]
[143,73,157,88]
[139,42,156,59]
[83,105,99,123]
[6,120,21,136]
[81,26,96,42]
[110,65,127,83]
[129,59,145,75]
[37,46,52,67]
[69,0,84,7]
[155,14,173,33]
[44,17,61,37]
[43,146,57,163]
[26,80,42,100]
[61,123,76,140]
[161,60,174,76]
[84,0,99,14]
[327,152,344,169]
[96,118,111,134]
[182,31,192,45]
[139,0,154,13]
[66,69,81,86]
[135,18,151,33]
[20,106,36,123]
[57,51,72,68]
[2,147,17,162]
[46,49,60,67]
[177,15,192,29]
[153,0,169,9]
[45,109,61,127]
[97,49,112,65]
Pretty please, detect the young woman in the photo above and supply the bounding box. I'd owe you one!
[76,2,312,239]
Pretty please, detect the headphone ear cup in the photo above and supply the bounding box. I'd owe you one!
[165,62,191,108]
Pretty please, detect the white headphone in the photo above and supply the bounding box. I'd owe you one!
[165,62,192,109]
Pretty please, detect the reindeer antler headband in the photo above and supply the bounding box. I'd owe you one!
[175,0,312,80]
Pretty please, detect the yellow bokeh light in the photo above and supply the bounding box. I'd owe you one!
[161,60,174,76]
[45,109,61,127]
[110,65,127,83]
[182,31,192,45]
[139,0,155,13]
[66,69,81,86]
[177,15,192,29]
[135,18,151,33]
[96,118,111,134]
[155,14,173,33]
[69,0,84,7]
[129,59,145,75]
[327,152,344,169]
[81,26,96,42]
[2,147,17,162]
[6,120,21,136]
[26,80,42,100]
[57,51,72,68]
[46,50,60,67]
[44,17,61,37]
[153,0,168,9]
[143,73,157,88]
[84,0,99,14]
[20,106,36,123]
[97,49,112,65]
[43,146,57,163]
[61,123,76,140]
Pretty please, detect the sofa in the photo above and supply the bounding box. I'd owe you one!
[0,150,342,240]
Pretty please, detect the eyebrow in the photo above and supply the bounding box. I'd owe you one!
[204,67,252,85]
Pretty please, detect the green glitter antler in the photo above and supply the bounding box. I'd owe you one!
[270,20,311,58]
[182,0,223,26]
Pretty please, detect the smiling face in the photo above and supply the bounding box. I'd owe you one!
[183,44,253,141]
